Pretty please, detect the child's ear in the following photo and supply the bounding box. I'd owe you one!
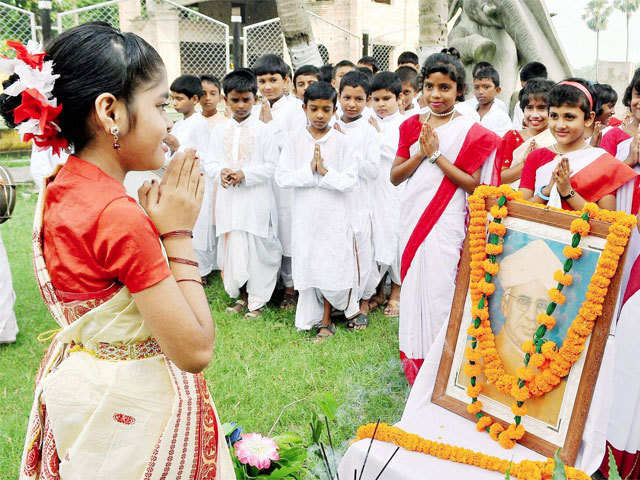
[585,111,596,128]
[496,86,502,94]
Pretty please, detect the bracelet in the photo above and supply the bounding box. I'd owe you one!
[160,230,193,240]
[176,278,203,286]
[536,185,550,201]
[168,257,199,267]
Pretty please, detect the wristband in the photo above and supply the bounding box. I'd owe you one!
[160,230,193,240]
[536,185,550,201]
[428,150,441,164]
[168,257,199,267]
[560,189,576,201]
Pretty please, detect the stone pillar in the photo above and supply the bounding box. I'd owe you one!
[117,0,141,33]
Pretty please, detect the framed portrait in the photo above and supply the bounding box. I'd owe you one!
[431,199,629,465]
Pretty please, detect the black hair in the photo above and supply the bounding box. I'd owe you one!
[421,52,466,102]
[472,61,494,77]
[623,68,640,107]
[371,71,402,97]
[397,51,419,66]
[440,47,461,60]
[519,78,555,110]
[358,56,379,74]
[395,66,419,91]
[332,60,356,79]
[520,62,548,82]
[548,77,597,119]
[170,74,203,98]
[356,66,374,83]
[200,74,221,92]
[0,22,164,152]
[284,63,292,79]
[293,65,320,86]
[339,70,371,95]
[594,83,618,117]
[253,54,288,78]
[222,68,258,96]
[319,64,333,83]
[473,66,500,88]
[303,81,337,105]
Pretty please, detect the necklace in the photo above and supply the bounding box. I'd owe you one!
[549,141,589,155]
[428,106,455,117]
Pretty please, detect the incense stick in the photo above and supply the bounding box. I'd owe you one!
[325,416,340,480]
[358,419,380,480]
[373,446,400,480]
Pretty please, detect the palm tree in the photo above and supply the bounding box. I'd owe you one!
[274,0,323,69]
[614,0,640,63]
[417,0,448,64]
[583,0,613,81]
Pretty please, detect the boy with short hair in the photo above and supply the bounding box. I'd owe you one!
[253,54,307,308]
[369,71,404,316]
[357,55,379,74]
[293,65,320,100]
[513,61,548,128]
[335,70,381,329]
[207,69,282,318]
[473,66,512,137]
[319,64,334,83]
[276,81,359,339]
[331,60,356,92]
[395,66,420,115]
[168,74,216,280]
[200,74,226,128]
[397,51,419,71]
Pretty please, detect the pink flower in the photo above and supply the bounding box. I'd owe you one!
[234,433,280,470]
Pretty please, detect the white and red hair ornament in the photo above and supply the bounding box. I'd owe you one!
[0,40,68,154]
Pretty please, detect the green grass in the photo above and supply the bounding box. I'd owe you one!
[0,186,408,478]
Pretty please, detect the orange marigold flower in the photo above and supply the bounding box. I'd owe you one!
[511,402,528,416]
[476,415,493,431]
[478,280,496,296]
[486,243,503,256]
[490,205,508,219]
[498,431,516,449]
[553,270,573,286]
[541,341,557,359]
[563,246,583,259]
[467,384,482,398]
[516,366,536,382]
[537,313,556,329]
[467,401,483,415]
[529,353,545,369]
[506,423,526,440]
[582,202,600,216]
[465,347,481,363]
[542,369,561,386]
[607,232,629,247]
[521,341,535,354]
[517,460,542,480]
[464,363,482,378]
[570,218,591,237]
[488,222,507,236]
[482,259,500,276]
[471,252,487,262]
[472,306,490,321]
[548,288,565,305]
[510,384,531,402]
[489,422,505,441]
[470,216,487,226]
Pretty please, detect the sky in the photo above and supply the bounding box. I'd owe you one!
[546,0,640,68]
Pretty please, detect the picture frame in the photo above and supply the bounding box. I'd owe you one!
[431,199,629,465]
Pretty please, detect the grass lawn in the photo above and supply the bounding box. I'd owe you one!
[0,186,409,478]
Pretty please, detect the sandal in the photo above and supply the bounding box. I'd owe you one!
[384,299,400,317]
[244,309,262,319]
[225,299,247,314]
[280,292,297,310]
[346,313,369,331]
[315,323,336,342]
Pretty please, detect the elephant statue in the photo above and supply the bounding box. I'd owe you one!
[447,0,572,109]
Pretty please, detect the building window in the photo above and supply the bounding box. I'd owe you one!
[372,44,394,71]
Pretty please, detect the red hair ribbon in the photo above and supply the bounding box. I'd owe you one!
[557,81,594,112]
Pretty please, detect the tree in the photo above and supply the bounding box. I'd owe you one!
[614,0,640,63]
[583,0,613,81]
[274,0,323,69]
[417,0,448,64]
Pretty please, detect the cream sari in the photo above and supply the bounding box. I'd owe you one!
[20,175,235,480]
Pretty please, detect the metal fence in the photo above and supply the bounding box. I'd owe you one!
[57,0,122,32]
[305,9,361,66]
[242,18,286,69]
[0,2,36,56]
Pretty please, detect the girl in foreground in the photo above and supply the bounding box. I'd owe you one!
[0,24,233,479]
[390,52,499,384]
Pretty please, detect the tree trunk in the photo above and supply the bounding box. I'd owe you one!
[596,30,600,81]
[274,0,323,68]
[418,0,448,65]
[626,12,630,64]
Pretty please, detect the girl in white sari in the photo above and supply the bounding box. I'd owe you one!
[0,25,233,479]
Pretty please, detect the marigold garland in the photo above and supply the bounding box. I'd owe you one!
[354,423,591,480]
[462,185,636,450]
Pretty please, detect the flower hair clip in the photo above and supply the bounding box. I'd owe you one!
[0,40,68,155]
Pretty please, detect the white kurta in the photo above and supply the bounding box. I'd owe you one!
[172,112,216,276]
[512,102,525,130]
[205,116,282,310]
[276,128,359,329]
[0,232,17,343]
[399,115,494,363]
[479,102,513,137]
[336,116,381,301]
[372,111,405,285]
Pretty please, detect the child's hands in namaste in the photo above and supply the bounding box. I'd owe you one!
[627,134,640,167]
[311,144,327,176]
[164,133,180,154]
[419,122,439,160]
[552,157,572,197]
[369,116,380,132]
[220,168,235,188]
[259,98,273,123]
[589,121,603,147]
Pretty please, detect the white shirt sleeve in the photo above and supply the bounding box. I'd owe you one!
[243,125,277,186]
[276,137,316,188]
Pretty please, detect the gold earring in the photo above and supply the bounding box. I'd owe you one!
[110,125,120,150]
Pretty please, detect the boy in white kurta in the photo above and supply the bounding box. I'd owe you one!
[335,70,381,329]
[369,72,405,317]
[205,69,282,318]
[253,54,308,308]
[276,81,359,339]
[168,75,215,279]
[472,66,512,137]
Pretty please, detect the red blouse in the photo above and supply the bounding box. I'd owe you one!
[600,127,631,156]
[496,130,525,169]
[396,114,422,159]
[519,148,556,191]
[43,156,171,301]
